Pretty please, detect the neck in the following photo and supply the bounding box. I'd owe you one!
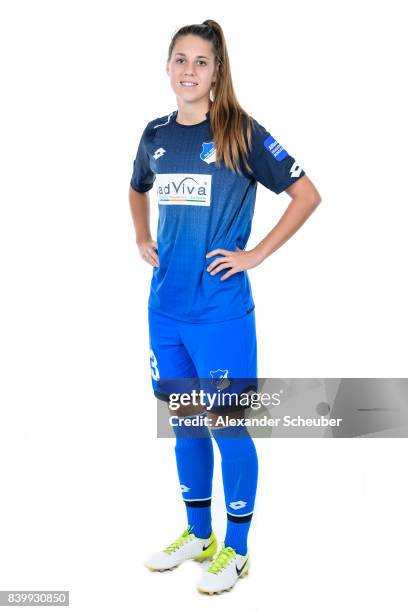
[175,100,211,125]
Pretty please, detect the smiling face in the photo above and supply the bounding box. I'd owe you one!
[166,34,219,105]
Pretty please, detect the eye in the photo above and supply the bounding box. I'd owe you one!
[175,59,207,66]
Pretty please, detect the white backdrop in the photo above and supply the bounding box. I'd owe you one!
[0,1,407,611]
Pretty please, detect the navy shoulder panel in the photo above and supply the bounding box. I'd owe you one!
[146,111,175,132]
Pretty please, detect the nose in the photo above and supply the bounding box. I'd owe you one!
[183,62,196,76]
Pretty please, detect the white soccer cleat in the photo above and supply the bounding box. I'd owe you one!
[144,526,218,571]
[196,543,250,594]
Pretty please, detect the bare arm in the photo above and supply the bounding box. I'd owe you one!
[206,175,322,280]
[253,175,321,261]
[128,186,159,267]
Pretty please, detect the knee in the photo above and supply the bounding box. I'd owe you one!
[172,413,212,448]
[211,424,257,461]
[167,400,206,419]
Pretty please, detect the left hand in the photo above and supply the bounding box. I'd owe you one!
[206,246,264,281]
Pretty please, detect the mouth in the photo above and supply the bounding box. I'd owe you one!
[180,81,198,87]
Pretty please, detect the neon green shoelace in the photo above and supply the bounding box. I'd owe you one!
[163,527,194,554]
[208,545,236,574]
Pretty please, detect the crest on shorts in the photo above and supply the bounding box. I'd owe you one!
[210,368,230,390]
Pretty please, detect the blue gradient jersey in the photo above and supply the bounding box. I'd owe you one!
[130,109,306,323]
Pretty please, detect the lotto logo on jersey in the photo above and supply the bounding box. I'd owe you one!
[263,135,288,161]
[156,173,212,206]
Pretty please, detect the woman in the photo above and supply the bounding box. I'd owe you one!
[128,19,321,595]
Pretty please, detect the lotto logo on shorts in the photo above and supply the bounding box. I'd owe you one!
[263,135,288,161]
[156,173,212,206]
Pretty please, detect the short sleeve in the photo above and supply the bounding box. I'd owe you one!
[246,117,306,194]
[130,125,156,193]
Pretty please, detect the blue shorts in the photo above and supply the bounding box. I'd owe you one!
[148,307,258,413]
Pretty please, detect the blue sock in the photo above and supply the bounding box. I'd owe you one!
[211,424,258,555]
[172,414,214,539]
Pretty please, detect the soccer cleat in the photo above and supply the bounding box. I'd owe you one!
[196,543,250,594]
[144,526,218,571]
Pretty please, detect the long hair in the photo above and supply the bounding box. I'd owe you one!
[167,20,254,175]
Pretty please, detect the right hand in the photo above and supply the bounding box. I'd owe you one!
[138,239,159,267]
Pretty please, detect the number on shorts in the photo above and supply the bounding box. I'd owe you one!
[150,348,160,381]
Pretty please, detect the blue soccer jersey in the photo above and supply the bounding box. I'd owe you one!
[130,109,305,323]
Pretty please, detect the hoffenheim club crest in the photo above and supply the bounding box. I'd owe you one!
[210,368,230,390]
[200,142,216,164]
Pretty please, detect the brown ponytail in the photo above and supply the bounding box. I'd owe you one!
[167,20,254,175]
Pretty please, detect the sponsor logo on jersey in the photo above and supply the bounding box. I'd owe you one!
[210,368,230,390]
[180,484,190,493]
[200,141,216,164]
[263,135,288,161]
[153,147,166,160]
[156,173,212,206]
